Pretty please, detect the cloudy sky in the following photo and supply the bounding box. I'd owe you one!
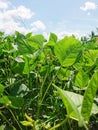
[0,0,98,38]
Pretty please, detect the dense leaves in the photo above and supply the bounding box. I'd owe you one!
[0,31,98,130]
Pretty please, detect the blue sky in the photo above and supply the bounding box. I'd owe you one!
[0,0,98,38]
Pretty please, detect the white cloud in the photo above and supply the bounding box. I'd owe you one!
[87,12,90,16]
[0,0,9,9]
[45,21,81,39]
[42,30,81,40]
[0,5,34,20]
[0,19,30,34]
[0,1,43,34]
[31,20,46,32]
[55,31,80,39]
[80,1,97,11]
[14,6,34,19]
[43,32,49,39]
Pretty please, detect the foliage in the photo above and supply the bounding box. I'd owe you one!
[0,31,98,130]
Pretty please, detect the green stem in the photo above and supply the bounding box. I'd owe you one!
[41,71,57,104]
[49,117,68,130]
[37,67,49,118]
[41,77,53,104]
[0,111,16,129]
[8,109,23,130]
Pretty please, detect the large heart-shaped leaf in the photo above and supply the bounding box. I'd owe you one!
[54,36,82,67]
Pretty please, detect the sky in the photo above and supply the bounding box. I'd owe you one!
[0,0,98,38]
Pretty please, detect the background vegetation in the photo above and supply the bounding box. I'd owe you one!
[0,31,98,130]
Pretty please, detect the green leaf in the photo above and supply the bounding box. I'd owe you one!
[53,84,98,128]
[23,56,30,74]
[54,36,81,67]
[15,31,33,54]
[83,50,98,66]
[49,33,57,43]
[27,34,46,48]
[23,53,41,74]
[0,96,11,106]
[8,96,24,109]
[81,70,98,122]
[25,32,33,38]
[0,32,4,36]
[15,56,24,63]
[12,62,24,74]
[0,125,5,130]
[75,70,89,88]
[57,68,70,80]
[15,31,25,38]
[45,41,55,47]
[16,38,33,54]
[0,84,4,96]
[58,90,98,116]
[53,84,86,127]
[10,84,29,97]
[3,35,14,53]
[0,96,24,109]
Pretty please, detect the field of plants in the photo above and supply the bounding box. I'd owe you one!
[0,31,98,130]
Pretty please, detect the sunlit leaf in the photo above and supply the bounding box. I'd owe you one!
[83,50,98,66]
[75,70,89,88]
[0,84,4,96]
[57,68,70,80]
[27,34,46,49]
[53,84,86,127]
[81,70,98,122]
[0,125,5,130]
[54,36,81,67]
[49,33,57,43]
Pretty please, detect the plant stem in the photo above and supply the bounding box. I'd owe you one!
[0,111,16,129]
[36,66,49,118]
[49,117,68,130]
[8,109,23,130]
